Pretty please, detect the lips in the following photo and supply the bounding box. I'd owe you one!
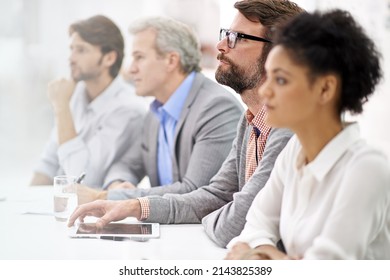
[218,60,230,66]
[132,79,142,86]
[70,65,78,73]
[217,53,232,65]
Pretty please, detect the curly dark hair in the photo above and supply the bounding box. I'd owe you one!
[273,9,382,114]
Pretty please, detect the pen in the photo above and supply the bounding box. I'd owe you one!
[76,172,86,184]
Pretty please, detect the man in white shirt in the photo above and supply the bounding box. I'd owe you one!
[30,15,147,188]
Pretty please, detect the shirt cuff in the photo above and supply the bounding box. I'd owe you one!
[137,197,150,220]
[102,179,124,190]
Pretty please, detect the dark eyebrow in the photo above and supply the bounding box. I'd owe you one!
[272,68,292,77]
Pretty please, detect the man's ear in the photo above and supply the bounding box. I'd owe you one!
[165,52,181,72]
[102,51,117,68]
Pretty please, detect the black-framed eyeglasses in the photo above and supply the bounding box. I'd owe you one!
[219,28,272,49]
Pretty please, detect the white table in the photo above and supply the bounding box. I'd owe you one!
[0,186,227,260]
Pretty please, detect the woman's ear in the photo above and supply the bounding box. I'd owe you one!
[318,74,339,105]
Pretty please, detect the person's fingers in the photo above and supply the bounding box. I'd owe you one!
[233,242,250,250]
[246,251,266,260]
[225,242,254,260]
[77,185,97,205]
[68,207,81,227]
[230,242,250,255]
[67,200,102,227]
[224,251,234,260]
[225,250,242,260]
[95,200,131,228]
[78,213,88,223]
[95,217,110,229]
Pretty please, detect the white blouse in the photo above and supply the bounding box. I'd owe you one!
[228,124,390,259]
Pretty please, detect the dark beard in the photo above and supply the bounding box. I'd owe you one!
[215,53,262,94]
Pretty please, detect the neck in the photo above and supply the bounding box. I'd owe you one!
[155,71,189,104]
[240,86,263,115]
[295,114,342,164]
[84,74,114,101]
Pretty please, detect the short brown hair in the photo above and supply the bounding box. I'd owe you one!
[234,0,304,76]
[69,15,124,78]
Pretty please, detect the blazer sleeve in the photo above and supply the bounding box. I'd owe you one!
[202,128,293,247]
[107,93,243,199]
[141,119,244,224]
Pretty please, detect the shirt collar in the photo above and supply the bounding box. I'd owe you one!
[296,123,361,181]
[245,105,272,135]
[150,71,195,121]
[75,76,125,114]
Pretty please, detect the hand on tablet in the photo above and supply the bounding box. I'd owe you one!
[68,222,160,240]
[67,199,142,228]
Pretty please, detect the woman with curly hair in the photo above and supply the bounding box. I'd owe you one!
[226,9,389,260]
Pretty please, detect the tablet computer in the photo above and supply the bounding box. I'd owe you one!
[68,222,160,240]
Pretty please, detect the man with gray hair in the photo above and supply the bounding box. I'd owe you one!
[77,16,243,200]
[71,0,303,249]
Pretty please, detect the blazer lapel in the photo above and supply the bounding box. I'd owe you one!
[148,115,160,186]
[173,72,204,142]
[171,73,204,180]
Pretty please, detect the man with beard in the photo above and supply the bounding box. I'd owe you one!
[68,0,303,248]
[30,15,147,188]
[76,16,242,199]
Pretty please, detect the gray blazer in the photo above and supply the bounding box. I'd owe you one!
[105,72,243,196]
[139,114,292,248]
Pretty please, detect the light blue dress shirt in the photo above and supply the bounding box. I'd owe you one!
[150,72,195,185]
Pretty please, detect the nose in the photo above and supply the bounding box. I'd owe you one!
[68,50,76,64]
[216,36,229,54]
[259,78,272,99]
[128,60,137,75]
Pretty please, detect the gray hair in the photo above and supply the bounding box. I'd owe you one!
[129,16,201,73]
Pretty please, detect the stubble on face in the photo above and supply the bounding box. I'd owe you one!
[70,54,104,82]
[215,53,262,94]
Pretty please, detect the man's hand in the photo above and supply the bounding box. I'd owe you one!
[67,199,142,228]
[47,78,77,145]
[47,78,76,112]
[77,184,108,205]
[30,172,52,186]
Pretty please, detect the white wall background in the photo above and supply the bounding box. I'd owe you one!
[0,0,389,189]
